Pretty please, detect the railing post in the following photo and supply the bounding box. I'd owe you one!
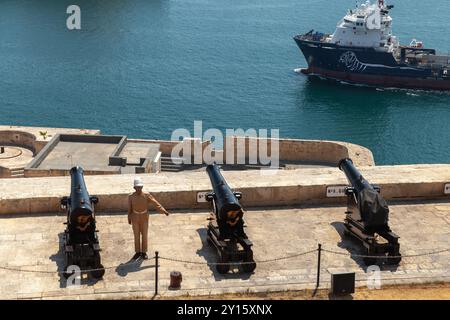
[313,243,322,296]
[155,251,159,296]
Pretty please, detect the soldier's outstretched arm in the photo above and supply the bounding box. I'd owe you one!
[147,194,169,216]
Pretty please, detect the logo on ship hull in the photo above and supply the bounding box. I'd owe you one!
[339,52,367,72]
[339,51,421,73]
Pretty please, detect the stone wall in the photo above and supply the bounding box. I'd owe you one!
[129,136,375,167]
[0,130,37,154]
[127,139,181,156]
[1,164,449,215]
[0,166,11,178]
[223,136,374,167]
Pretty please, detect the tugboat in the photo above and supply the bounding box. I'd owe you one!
[294,0,450,90]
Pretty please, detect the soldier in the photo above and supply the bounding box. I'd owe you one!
[128,177,169,260]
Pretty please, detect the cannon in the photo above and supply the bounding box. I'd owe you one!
[60,167,105,279]
[339,158,401,265]
[205,164,256,274]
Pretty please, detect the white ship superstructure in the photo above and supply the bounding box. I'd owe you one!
[326,0,398,52]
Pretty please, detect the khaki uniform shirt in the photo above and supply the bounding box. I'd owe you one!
[128,192,166,215]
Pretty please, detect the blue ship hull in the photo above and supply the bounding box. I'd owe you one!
[294,36,450,90]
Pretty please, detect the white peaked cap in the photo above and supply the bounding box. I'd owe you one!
[134,177,144,187]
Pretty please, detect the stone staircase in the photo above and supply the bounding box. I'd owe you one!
[10,167,25,178]
[160,157,279,172]
[160,156,187,172]
[160,156,205,172]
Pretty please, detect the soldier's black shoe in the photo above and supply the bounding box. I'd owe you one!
[141,252,148,260]
[132,253,141,260]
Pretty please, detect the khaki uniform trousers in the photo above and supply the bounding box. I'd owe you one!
[131,213,149,253]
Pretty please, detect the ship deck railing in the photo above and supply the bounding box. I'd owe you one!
[295,31,331,43]
[418,62,450,69]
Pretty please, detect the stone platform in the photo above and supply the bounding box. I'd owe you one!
[0,125,101,178]
[0,201,448,299]
[0,147,33,168]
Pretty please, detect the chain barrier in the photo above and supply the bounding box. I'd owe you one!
[322,248,450,259]
[0,246,449,274]
[0,256,155,275]
[159,249,317,266]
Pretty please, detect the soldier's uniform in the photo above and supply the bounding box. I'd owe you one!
[128,191,167,254]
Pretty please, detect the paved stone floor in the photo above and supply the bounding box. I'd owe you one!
[0,201,449,299]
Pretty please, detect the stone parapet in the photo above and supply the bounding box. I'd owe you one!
[1,164,449,215]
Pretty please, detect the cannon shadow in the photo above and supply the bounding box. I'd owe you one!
[195,228,252,281]
[330,222,399,272]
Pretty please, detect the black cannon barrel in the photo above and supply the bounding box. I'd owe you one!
[206,164,242,221]
[69,166,94,216]
[338,158,373,193]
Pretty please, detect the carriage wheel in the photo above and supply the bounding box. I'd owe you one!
[363,248,377,266]
[63,265,75,279]
[90,264,105,279]
[387,251,401,265]
[63,253,74,279]
[241,260,256,273]
[363,257,377,266]
[216,255,230,274]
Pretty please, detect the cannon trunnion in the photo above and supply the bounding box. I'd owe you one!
[205,164,256,274]
[60,166,105,279]
[339,158,401,265]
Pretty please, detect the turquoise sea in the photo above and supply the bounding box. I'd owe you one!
[0,0,449,165]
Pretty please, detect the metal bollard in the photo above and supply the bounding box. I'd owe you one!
[155,251,159,296]
[169,271,182,290]
[313,243,322,296]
